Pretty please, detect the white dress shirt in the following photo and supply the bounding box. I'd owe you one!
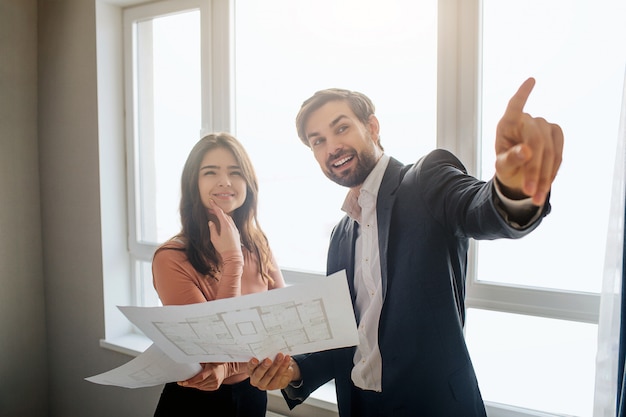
[341,154,389,392]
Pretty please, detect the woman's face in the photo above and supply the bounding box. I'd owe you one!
[197,146,247,215]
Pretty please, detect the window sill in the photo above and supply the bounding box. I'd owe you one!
[100,332,153,357]
[268,382,338,413]
[100,335,562,417]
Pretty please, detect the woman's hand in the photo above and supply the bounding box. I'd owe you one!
[178,362,226,391]
[207,199,242,255]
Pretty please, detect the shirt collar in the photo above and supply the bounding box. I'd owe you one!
[341,154,390,222]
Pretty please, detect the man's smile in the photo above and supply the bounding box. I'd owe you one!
[333,155,354,168]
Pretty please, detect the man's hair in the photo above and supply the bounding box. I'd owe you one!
[295,88,376,147]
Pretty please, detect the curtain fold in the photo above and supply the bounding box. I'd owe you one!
[594,68,626,417]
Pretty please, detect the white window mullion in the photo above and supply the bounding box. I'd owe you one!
[123,0,214,308]
[123,7,142,258]
[437,0,481,177]
[467,282,600,324]
[203,0,234,135]
[134,19,158,244]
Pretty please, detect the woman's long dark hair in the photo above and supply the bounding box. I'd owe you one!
[175,133,274,283]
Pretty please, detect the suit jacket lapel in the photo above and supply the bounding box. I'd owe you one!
[377,157,409,300]
[346,221,358,305]
[329,218,359,306]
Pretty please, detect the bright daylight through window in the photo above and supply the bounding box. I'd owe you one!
[233,0,437,273]
[465,1,626,415]
[120,1,626,416]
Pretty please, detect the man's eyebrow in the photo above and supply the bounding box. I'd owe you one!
[307,114,349,140]
[329,114,348,127]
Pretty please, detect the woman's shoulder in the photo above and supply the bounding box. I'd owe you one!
[159,237,186,250]
[153,237,187,261]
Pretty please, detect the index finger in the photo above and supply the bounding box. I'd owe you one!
[207,198,229,225]
[505,77,536,115]
[207,198,225,216]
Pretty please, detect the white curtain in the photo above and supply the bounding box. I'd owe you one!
[594,68,626,416]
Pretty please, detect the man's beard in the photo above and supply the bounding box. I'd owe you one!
[325,147,378,188]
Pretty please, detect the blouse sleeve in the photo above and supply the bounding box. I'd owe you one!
[268,252,286,290]
[152,248,208,306]
[215,249,244,299]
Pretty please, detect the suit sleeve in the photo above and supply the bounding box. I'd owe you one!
[281,349,341,409]
[416,149,550,240]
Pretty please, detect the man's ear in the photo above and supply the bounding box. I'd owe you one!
[367,114,381,142]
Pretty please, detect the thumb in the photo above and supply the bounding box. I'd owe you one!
[495,144,531,179]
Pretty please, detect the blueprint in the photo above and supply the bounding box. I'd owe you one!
[119,270,358,363]
[85,343,201,388]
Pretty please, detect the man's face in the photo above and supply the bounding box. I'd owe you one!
[304,100,382,188]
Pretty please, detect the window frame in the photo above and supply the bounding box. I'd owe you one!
[122,0,234,304]
[98,0,602,416]
[443,1,600,414]
[441,0,600,326]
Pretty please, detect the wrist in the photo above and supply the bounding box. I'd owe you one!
[289,358,302,383]
[494,176,528,200]
[288,379,304,388]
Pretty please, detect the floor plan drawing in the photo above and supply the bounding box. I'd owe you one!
[119,269,359,363]
[86,343,201,388]
[152,298,332,359]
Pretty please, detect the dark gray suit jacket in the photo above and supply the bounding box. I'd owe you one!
[283,149,550,416]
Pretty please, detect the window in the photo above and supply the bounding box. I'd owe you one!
[107,0,626,415]
[233,0,438,273]
[122,0,438,288]
[122,0,232,307]
[464,0,626,415]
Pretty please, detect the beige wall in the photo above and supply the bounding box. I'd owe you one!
[0,0,48,415]
[37,0,162,415]
[0,0,161,415]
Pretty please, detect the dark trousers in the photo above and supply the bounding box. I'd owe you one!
[154,379,267,417]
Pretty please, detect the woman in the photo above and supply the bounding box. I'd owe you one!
[152,133,285,416]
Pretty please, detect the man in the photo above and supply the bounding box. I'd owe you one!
[247,78,563,416]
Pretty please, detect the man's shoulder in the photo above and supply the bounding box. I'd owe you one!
[421,148,464,168]
[400,148,467,179]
